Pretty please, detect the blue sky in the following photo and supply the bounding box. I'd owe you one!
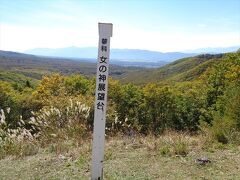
[0,0,239,52]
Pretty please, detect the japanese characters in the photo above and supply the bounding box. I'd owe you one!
[96,38,109,112]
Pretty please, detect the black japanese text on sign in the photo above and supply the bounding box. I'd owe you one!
[96,38,109,111]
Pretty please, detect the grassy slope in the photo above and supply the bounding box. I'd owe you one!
[122,54,224,84]
[0,136,239,179]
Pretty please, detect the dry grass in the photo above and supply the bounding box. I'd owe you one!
[0,133,240,179]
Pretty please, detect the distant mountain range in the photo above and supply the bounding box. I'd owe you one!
[24,47,196,63]
[182,46,240,54]
[24,46,239,65]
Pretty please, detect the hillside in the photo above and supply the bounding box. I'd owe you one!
[0,50,142,82]
[122,54,224,84]
[0,50,227,85]
[0,71,39,88]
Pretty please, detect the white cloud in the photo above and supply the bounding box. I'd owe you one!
[0,23,239,52]
[197,23,207,28]
[112,26,240,52]
[0,24,98,51]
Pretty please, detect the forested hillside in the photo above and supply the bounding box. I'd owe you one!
[1,52,239,136]
[122,54,224,84]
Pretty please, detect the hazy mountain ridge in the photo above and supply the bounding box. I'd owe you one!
[182,46,240,53]
[24,46,239,64]
[24,47,196,63]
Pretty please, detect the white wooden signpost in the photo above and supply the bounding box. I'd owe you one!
[91,23,113,180]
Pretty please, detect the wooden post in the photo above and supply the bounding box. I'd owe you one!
[91,23,113,180]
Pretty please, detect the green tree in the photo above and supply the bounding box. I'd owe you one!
[0,81,20,128]
[112,83,143,131]
[143,84,176,134]
[64,74,90,95]
[33,73,65,103]
[209,53,240,143]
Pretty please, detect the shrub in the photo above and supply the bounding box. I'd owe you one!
[0,126,39,159]
[159,145,171,156]
[33,98,91,143]
[172,141,188,156]
[158,132,190,157]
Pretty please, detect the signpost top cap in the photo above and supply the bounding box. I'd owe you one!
[98,23,113,37]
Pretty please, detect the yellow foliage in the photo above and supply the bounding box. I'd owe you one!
[33,73,65,103]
